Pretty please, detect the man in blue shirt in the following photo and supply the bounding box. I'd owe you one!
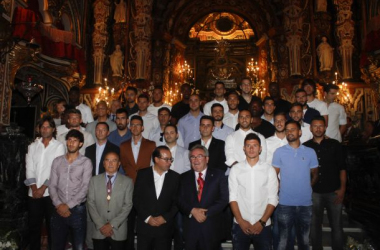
[108,108,131,147]
[177,94,204,149]
[272,120,319,250]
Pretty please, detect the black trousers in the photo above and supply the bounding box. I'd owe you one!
[28,196,53,250]
[93,238,126,250]
[137,233,172,250]
[126,207,136,250]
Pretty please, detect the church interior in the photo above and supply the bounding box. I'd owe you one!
[1,0,380,249]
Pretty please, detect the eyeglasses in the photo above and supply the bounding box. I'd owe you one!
[158,157,174,163]
[159,132,164,142]
[189,155,206,160]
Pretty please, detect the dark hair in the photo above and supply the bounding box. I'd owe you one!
[295,88,307,95]
[324,84,339,93]
[38,116,57,138]
[200,115,215,124]
[240,77,252,84]
[285,120,301,130]
[65,129,84,143]
[310,116,326,125]
[153,86,164,93]
[301,79,317,95]
[227,91,240,99]
[137,93,149,101]
[263,96,275,105]
[158,107,171,116]
[181,83,191,91]
[67,109,82,117]
[126,86,138,95]
[164,124,178,134]
[130,115,143,125]
[53,99,67,118]
[290,102,303,111]
[152,145,170,163]
[211,103,224,112]
[274,112,287,120]
[215,81,225,88]
[116,108,128,118]
[96,121,109,131]
[239,109,251,116]
[69,86,80,93]
[269,82,280,89]
[244,133,261,146]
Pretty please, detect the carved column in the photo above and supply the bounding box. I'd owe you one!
[92,0,110,84]
[269,39,278,82]
[283,1,303,76]
[133,0,152,80]
[335,0,354,79]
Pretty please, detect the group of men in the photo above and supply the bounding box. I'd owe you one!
[25,78,347,250]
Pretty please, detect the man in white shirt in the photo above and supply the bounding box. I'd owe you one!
[148,107,184,147]
[86,101,117,140]
[262,97,276,124]
[266,112,288,166]
[57,109,95,155]
[225,110,267,169]
[302,79,329,124]
[211,103,234,141]
[203,81,229,115]
[68,86,94,125]
[129,94,159,139]
[24,116,65,250]
[289,103,313,143]
[229,133,278,250]
[223,91,240,129]
[147,86,172,116]
[324,84,347,142]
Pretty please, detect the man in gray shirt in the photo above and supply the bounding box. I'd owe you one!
[49,129,93,250]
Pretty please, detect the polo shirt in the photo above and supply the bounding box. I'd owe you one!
[272,144,318,206]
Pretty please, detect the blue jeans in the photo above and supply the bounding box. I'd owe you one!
[232,223,272,250]
[273,208,296,250]
[311,192,344,250]
[51,203,87,250]
[276,205,312,250]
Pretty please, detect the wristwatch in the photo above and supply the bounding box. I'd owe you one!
[259,219,266,228]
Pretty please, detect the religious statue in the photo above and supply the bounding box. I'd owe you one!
[114,0,127,23]
[316,36,334,71]
[110,45,124,76]
[316,0,327,12]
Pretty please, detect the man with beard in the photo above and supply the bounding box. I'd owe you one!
[224,91,240,129]
[203,81,229,116]
[304,116,346,250]
[261,97,276,124]
[211,103,234,141]
[125,86,139,116]
[272,121,319,250]
[171,83,192,125]
[250,100,275,139]
[266,112,288,166]
[237,78,261,111]
[288,103,313,143]
[147,86,172,116]
[86,101,117,140]
[294,89,320,124]
[268,82,291,114]
[108,108,132,147]
[301,79,328,124]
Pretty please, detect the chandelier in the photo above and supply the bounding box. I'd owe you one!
[96,78,115,105]
[17,76,43,105]
[246,58,266,98]
[332,72,350,108]
[179,60,193,83]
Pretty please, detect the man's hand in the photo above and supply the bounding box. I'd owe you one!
[249,222,264,235]
[155,216,166,226]
[56,204,71,218]
[191,208,207,223]
[237,219,252,235]
[100,223,114,237]
[147,217,160,227]
[334,188,345,204]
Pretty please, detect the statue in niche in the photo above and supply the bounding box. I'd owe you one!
[316,36,334,71]
[114,0,127,23]
[110,45,124,76]
[316,0,327,12]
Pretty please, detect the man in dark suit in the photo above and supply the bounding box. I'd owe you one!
[178,145,229,250]
[188,116,228,172]
[120,115,156,250]
[133,146,180,250]
[85,122,120,249]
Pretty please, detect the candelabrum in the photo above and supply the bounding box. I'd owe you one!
[96,78,115,105]
[17,76,43,105]
[332,72,351,107]
[179,60,194,83]
[246,58,266,98]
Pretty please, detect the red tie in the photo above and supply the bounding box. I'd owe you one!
[197,173,204,202]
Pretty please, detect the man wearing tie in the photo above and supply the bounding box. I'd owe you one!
[133,146,180,250]
[178,145,229,250]
[87,152,134,250]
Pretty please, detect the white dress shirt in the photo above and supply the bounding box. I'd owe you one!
[130,112,159,139]
[307,98,328,116]
[229,160,279,225]
[148,126,184,147]
[203,99,229,115]
[266,133,288,166]
[168,145,191,174]
[147,103,172,116]
[225,129,267,166]
[145,167,168,223]
[25,138,66,197]
[261,114,274,124]
[131,137,142,163]
[300,122,313,144]
[201,137,212,149]
[326,102,347,142]
[95,142,106,175]
[57,129,95,155]
[223,111,239,129]
[56,125,86,137]
[76,103,94,124]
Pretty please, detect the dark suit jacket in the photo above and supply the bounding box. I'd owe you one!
[178,167,229,243]
[188,137,228,172]
[120,137,156,182]
[133,167,180,237]
[85,141,120,176]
